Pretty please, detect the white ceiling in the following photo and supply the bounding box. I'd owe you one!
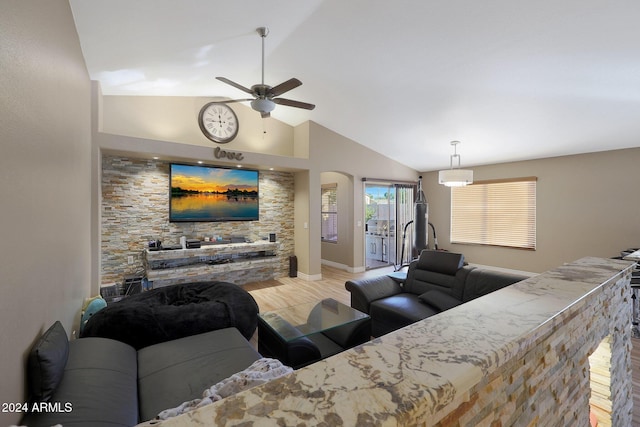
[69,0,640,171]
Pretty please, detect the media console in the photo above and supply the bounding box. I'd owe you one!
[143,241,278,288]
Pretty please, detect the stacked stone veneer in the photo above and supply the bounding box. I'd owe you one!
[101,156,294,286]
[589,336,614,426]
[435,266,632,426]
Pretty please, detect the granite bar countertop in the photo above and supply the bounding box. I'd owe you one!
[139,257,634,427]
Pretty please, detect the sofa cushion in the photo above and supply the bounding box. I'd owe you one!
[22,337,139,427]
[137,327,260,422]
[27,321,69,402]
[369,294,439,336]
[418,290,463,311]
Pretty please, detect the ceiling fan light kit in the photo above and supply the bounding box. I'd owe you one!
[251,98,276,114]
[438,141,474,187]
[216,26,315,118]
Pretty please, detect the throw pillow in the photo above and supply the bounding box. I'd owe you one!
[27,321,69,402]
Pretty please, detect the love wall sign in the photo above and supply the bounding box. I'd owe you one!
[213,146,244,161]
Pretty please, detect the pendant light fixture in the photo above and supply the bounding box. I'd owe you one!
[438,141,473,187]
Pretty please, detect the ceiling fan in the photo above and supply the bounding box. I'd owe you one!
[216,27,315,118]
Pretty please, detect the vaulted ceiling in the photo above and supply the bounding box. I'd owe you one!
[69,0,640,171]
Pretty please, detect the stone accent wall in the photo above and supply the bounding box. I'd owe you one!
[101,156,294,286]
[435,269,632,427]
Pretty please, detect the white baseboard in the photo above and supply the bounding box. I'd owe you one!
[321,259,366,273]
[296,271,323,281]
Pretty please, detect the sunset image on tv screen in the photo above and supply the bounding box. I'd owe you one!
[169,164,259,221]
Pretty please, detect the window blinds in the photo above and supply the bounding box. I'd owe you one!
[451,177,537,250]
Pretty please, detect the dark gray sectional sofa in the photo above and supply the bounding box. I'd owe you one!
[20,281,263,426]
[22,324,260,426]
[346,250,529,337]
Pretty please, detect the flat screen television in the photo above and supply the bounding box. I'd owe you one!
[169,163,259,222]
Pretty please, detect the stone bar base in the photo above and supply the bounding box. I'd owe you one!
[435,262,631,426]
[141,257,635,427]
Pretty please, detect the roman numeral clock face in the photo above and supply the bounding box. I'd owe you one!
[198,102,239,144]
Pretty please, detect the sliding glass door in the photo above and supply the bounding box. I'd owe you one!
[364,182,415,270]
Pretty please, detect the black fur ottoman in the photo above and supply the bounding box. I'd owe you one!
[81,281,258,349]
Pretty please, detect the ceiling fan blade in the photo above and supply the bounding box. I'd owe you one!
[216,77,254,95]
[273,97,316,110]
[269,78,302,97]
[218,98,254,104]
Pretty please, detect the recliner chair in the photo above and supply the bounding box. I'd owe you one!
[347,250,469,336]
[346,250,528,337]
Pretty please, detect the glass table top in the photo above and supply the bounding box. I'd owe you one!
[258,298,370,342]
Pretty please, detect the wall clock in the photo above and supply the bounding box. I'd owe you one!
[198,102,239,144]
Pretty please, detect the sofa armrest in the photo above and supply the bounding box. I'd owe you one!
[462,269,529,302]
[345,276,403,314]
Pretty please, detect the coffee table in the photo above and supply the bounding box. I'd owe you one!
[257,298,371,368]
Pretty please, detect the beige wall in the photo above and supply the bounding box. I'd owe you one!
[102,95,296,157]
[422,147,640,273]
[320,172,355,268]
[0,1,92,424]
[293,170,312,277]
[306,122,418,273]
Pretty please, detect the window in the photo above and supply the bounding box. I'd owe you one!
[321,184,338,243]
[451,177,537,250]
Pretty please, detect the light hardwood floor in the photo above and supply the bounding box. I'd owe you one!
[244,265,640,425]
[243,264,390,312]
